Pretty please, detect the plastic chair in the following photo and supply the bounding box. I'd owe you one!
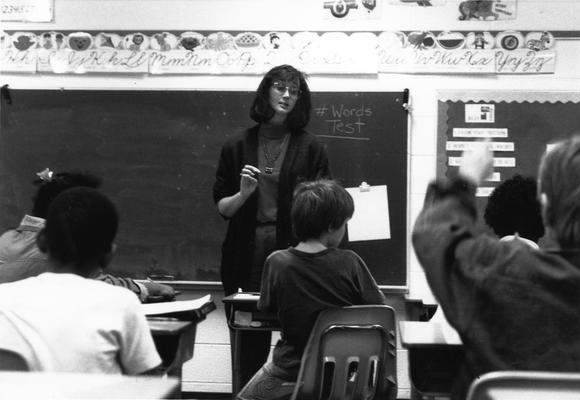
[291,305,397,400]
[467,371,580,400]
[0,349,29,371]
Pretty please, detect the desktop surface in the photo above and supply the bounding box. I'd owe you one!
[0,371,179,399]
[399,320,462,347]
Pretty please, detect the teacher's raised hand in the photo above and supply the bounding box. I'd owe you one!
[240,164,261,199]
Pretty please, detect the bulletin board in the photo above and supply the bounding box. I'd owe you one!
[437,91,580,231]
[0,89,408,286]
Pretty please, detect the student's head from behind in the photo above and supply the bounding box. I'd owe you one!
[292,180,354,246]
[250,64,311,130]
[31,169,101,219]
[539,135,580,249]
[484,174,545,242]
[37,187,118,276]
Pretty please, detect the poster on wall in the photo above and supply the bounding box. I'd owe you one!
[1,30,556,75]
[458,0,516,21]
[1,0,54,22]
[321,0,382,19]
[437,90,580,205]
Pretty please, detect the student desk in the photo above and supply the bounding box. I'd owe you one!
[0,371,180,399]
[148,318,195,380]
[147,298,216,383]
[399,321,465,400]
[405,298,438,322]
[222,292,279,395]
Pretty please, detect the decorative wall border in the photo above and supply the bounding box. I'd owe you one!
[1,30,558,75]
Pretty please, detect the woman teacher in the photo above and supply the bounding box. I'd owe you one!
[213,64,332,392]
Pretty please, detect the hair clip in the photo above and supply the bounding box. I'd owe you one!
[36,168,54,182]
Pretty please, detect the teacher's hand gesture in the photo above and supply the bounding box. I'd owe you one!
[240,165,261,199]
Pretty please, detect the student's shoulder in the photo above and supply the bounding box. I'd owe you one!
[266,248,294,264]
[69,275,141,303]
[328,247,363,261]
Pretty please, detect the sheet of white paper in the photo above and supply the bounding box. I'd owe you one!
[346,185,390,241]
[141,294,211,316]
[233,293,260,300]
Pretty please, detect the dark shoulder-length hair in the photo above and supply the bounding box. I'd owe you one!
[249,64,311,130]
[539,134,580,248]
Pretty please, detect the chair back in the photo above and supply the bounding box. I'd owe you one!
[467,371,580,400]
[291,305,397,400]
[0,349,29,371]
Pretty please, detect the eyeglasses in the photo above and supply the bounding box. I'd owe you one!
[271,81,301,97]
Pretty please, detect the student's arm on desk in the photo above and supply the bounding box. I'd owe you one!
[142,279,176,302]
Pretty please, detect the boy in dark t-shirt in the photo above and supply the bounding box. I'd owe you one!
[237,179,386,400]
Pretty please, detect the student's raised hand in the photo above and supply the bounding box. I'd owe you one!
[240,164,260,198]
[459,139,494,186]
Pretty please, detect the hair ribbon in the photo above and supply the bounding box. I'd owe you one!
[36,168,54,182]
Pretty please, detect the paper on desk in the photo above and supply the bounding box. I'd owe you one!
[141,294,211,316]
[346,185,390,241]
[233,293,260,300]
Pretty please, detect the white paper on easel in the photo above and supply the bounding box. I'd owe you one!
[345,185,390,241]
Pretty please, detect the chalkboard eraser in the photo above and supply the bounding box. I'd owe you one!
[148,275,175,281]
[359,182,371,192]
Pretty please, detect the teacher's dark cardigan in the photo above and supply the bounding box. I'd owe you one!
[213,125,331,295]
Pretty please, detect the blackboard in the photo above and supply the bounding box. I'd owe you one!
[437,98,580,236]
[0,89,407,286]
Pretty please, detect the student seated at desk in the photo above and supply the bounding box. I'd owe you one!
[483,174,545,248]
[0,169,174,302]
[237,179,386,400]
[0,187,162,374]
[412,137,580,400]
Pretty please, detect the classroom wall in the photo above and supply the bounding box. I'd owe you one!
[3,0,580,396]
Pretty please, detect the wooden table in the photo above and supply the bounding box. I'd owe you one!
[0,371,180,399]
[399,321,464,400]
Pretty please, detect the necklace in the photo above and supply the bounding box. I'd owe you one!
[260,134,289,174]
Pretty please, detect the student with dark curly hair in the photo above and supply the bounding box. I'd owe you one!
[484,174,545,247]
[213,65,332,391]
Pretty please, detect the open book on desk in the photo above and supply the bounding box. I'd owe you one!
[142,294,216,321]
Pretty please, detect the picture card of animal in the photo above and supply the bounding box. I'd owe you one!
[458,0,517,21]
